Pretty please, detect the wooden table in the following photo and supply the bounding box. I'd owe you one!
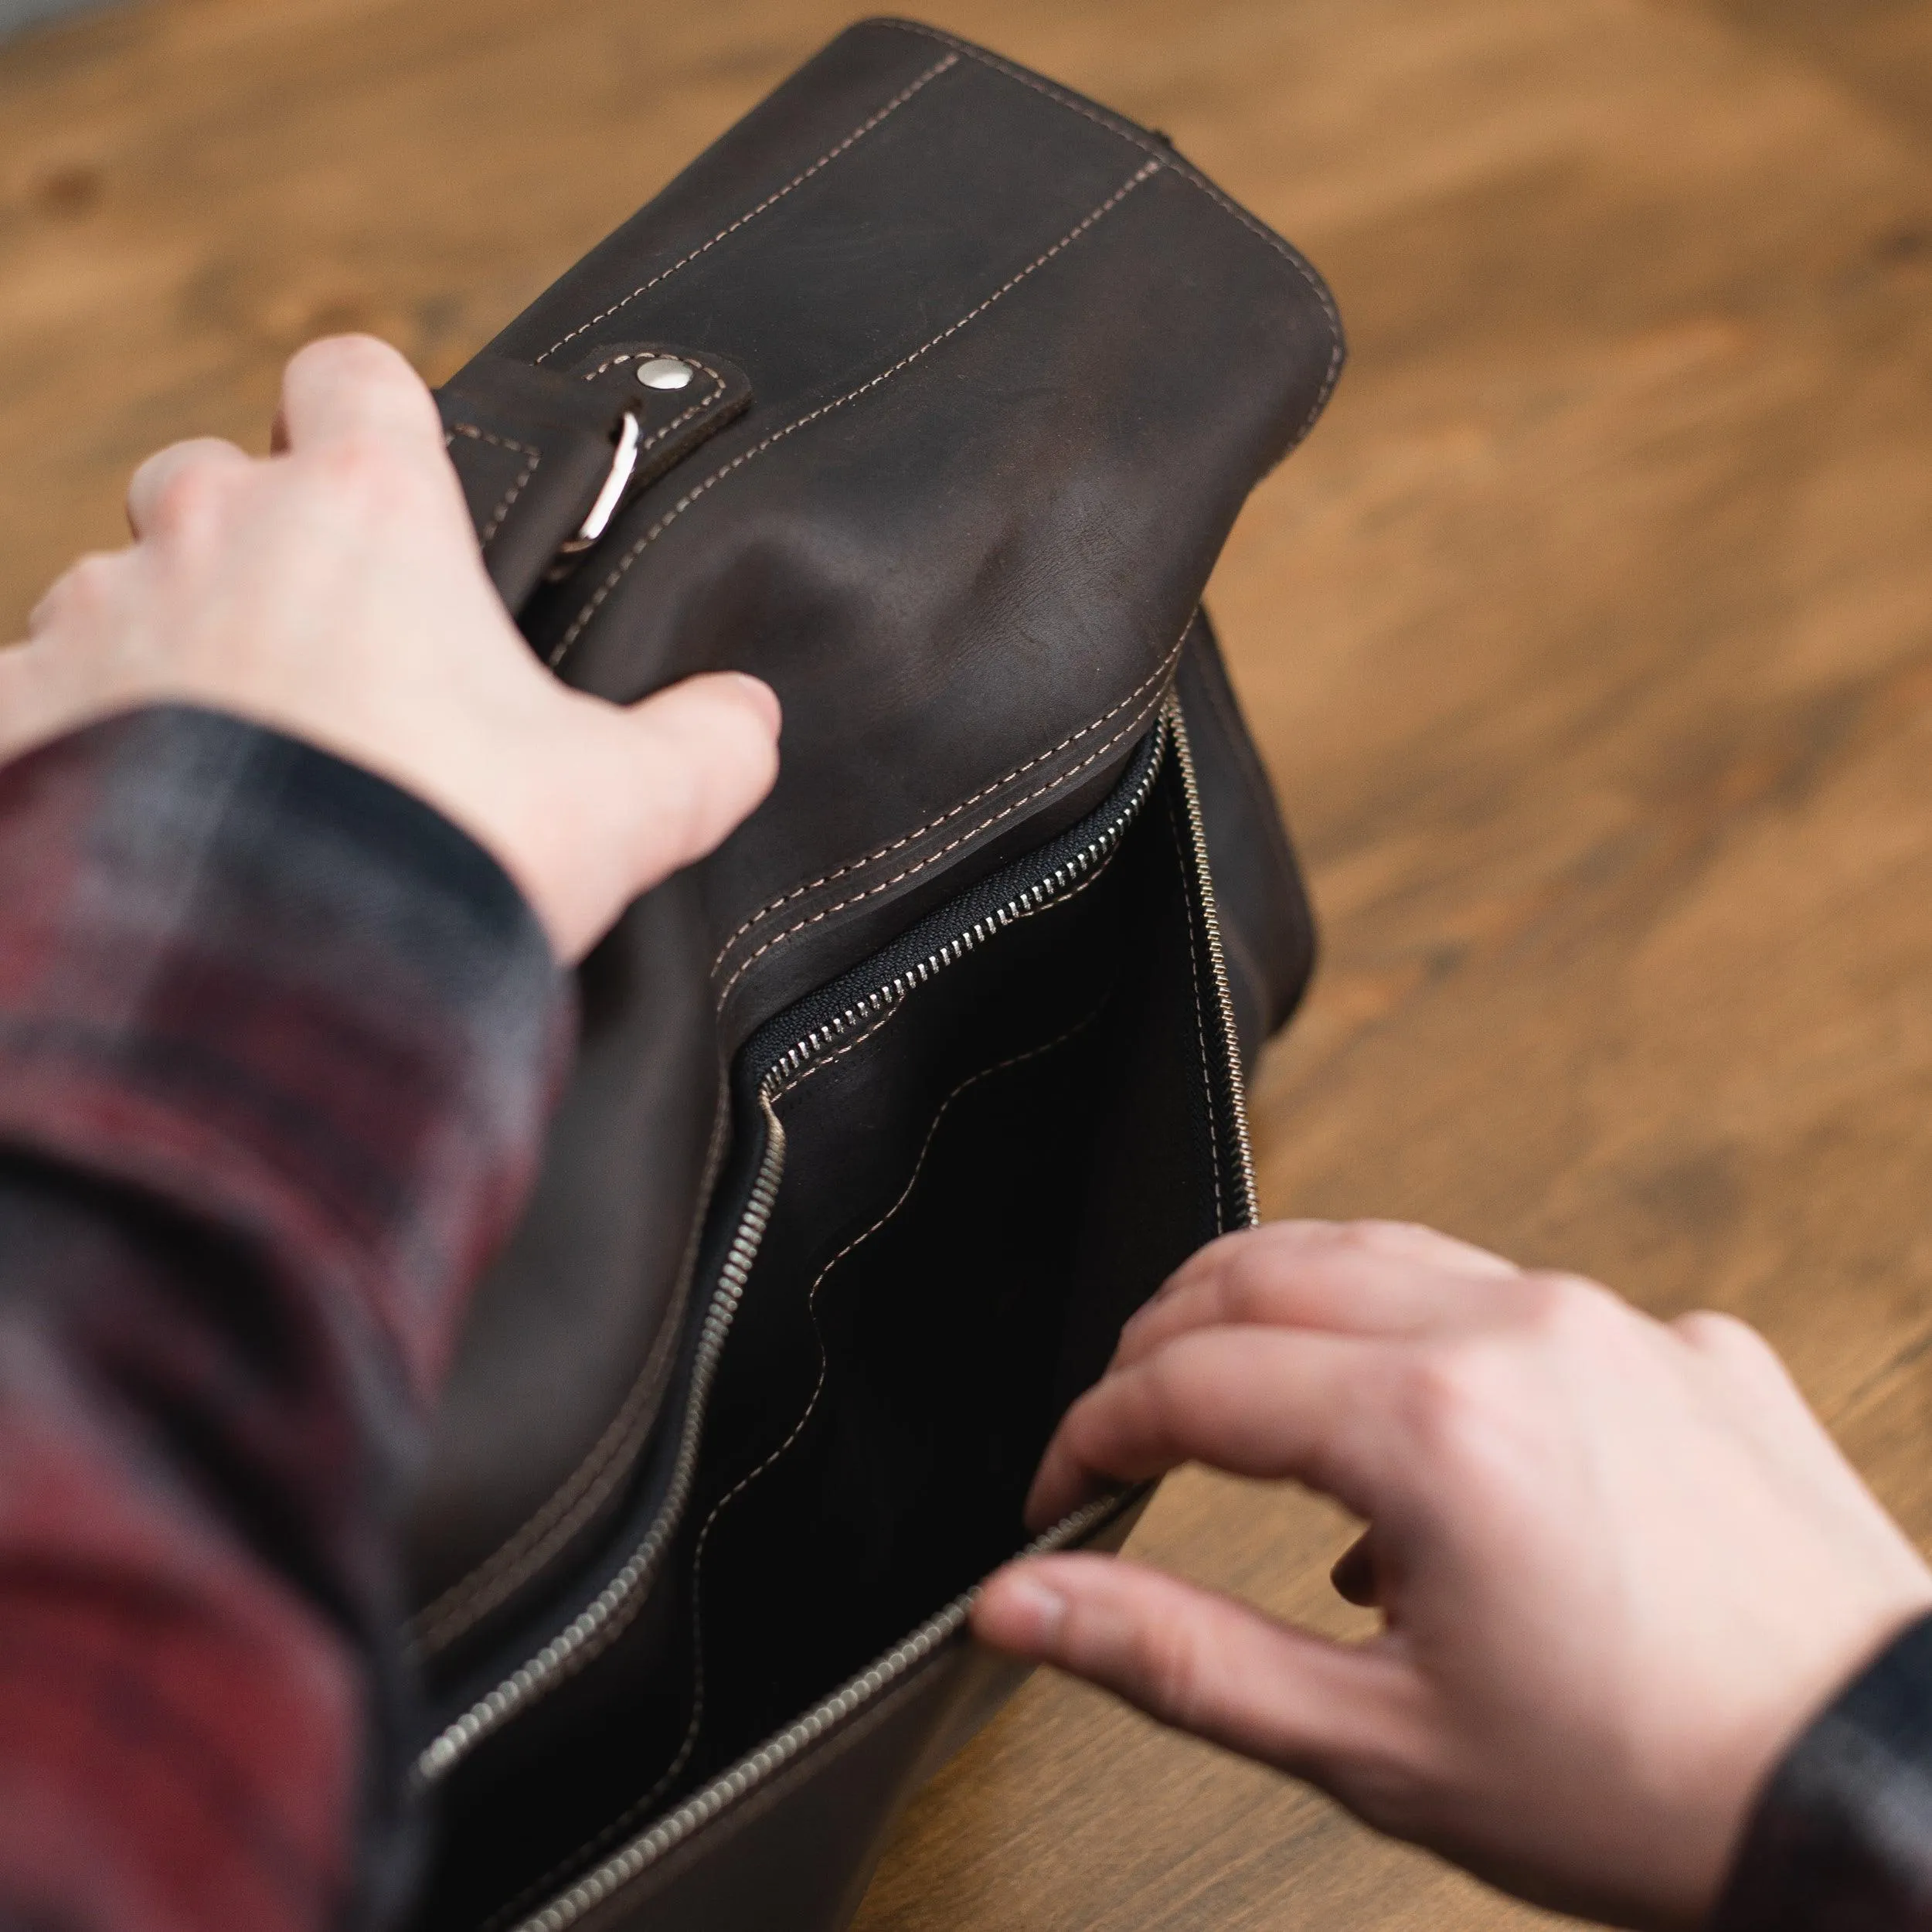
[5,2,1932,1926]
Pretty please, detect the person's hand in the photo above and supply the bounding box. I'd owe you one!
[973,1219,1932,1930]
[0,334,778,961]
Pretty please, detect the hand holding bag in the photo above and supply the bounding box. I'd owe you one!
[409,22,1343,1931]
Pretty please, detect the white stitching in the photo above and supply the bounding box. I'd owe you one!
[533,54,961,364]
[765,1002,903,1104]
[877,21,1345,443]
[544,160,1158,672]
[440,360,730,638]
[434,981,900,1662]
[547,30,1339,978]
[577,352,730,456]
[446,421,542,546]
[707,620,1192,985]
[408,1327,674,1653]
[711,670,1173,1008]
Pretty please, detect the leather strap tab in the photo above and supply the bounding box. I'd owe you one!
[437,345,753,617]
[554,342,753,503]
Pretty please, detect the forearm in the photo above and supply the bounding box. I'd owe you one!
[0,705,568,1931]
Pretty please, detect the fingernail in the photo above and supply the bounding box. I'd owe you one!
[994,1571,1066,1648]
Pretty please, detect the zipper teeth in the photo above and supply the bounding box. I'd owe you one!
[505,1492,1133,1932]
[1165,693,1260,1226]
[418,723,1168,1785]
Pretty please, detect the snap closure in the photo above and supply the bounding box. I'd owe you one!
[634,355,696,390]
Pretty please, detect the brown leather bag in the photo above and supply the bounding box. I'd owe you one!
[409,21,1342,1930]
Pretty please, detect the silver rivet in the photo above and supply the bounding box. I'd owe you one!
[634,355,694,391]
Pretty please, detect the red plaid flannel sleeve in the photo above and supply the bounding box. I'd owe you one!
[0,706,570,1932]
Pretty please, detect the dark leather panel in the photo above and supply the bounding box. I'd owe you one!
[412,736,1219,1930]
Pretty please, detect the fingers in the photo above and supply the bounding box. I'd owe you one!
[973,1553,1418,1780]
[1672,1308,1785,1382]
[276,335,444,459]
[613,671,782,882]
[27,550,129,640]
[1115,1219,1520,1371]
[127,438,252,541]
[1331,1529,1381,1606]
[527,671,781,961]
[0,641,57,764]
[1026,1324,1386,1528]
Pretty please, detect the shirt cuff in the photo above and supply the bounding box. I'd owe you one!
[1713,1613,1932,1931]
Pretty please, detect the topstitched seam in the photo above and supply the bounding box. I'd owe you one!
[876,20,1345,444]
[544,157,1159,672]
[744,716,1162,1063]
[408,1313,679,1652]
[532,26,1338,1017]
[710,675,1169,1008]
[532,53,961,363]
[543,32,1339,988]
[765,1002,904,1104]
[446,422,542,546]
[706,617,1192,981]
[577,352,730,456]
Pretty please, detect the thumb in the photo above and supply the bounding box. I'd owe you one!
[973,1552,1419,1785]
[614,670,781,885]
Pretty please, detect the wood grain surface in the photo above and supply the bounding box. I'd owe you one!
[3,2,1930,1927]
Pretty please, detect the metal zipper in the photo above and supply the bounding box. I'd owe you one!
[488,690,1262,1932]
[418,713,1170,1784]
[1166,693,1261,1225]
